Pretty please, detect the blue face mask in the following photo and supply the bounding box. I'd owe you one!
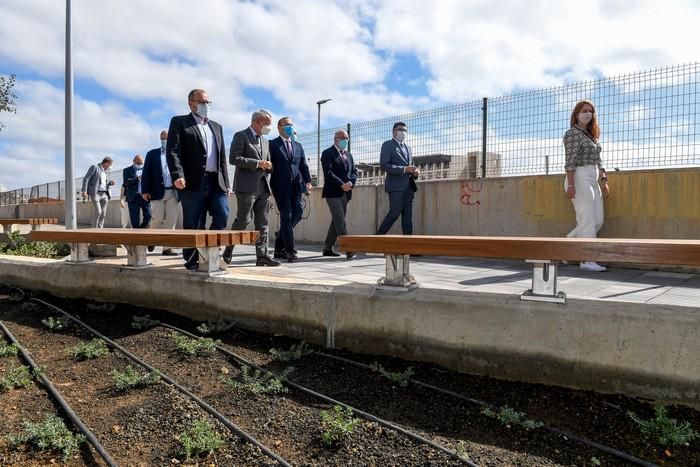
[291,133,297,142]
[161,140,167,150]
[283,125,294,137]
[337,139,348,150]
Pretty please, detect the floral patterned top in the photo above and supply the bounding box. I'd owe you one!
[563,126,603,172]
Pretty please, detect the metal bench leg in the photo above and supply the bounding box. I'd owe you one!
[125,245,151,268]
[31,224,40,231]
[377,254,417,290]
[520,260,566,304]
[194,247,226,276]
[68,242,91,264]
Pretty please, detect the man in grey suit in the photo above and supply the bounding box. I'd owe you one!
[81,156,115,228]
[223,109,280,267]
[376,122,420,235]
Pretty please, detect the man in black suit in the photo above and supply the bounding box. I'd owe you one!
[269,116,312,262]
[122,154,151,229]
[166,88,230,271]
[321,130,358,259]
[223,109,279,267]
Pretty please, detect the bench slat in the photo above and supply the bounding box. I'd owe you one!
[0,218,58,225]
[338,235,700,266]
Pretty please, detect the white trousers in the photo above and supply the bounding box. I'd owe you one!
[149,189,179,230]
[565,165,604,238]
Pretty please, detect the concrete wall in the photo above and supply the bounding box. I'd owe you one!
[3,167,699,239]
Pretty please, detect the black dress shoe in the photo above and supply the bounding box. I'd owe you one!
[147,245,155,252]
[346,252,356,260]
[222,246,233,264]
[273,251,287,259]
[287,253,298,263]
[256,256,281,267]
[184,262,199,271]
[162,248,178,256]
[323,249,341,257]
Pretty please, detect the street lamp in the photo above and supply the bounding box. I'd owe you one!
[316,98,332,185]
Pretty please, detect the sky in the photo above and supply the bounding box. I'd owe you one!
[0,0,699,191]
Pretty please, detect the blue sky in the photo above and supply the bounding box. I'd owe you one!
[1,0,698,190]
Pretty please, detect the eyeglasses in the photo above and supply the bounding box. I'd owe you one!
[191,100,213,105]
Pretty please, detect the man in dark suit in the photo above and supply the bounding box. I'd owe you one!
[223,109,279,267]
[269,117,312,262]
[321,130,358,259]
[142,130,180,255]
[122,154,151,229]
[376,122,420,235]
[166,88,230,271]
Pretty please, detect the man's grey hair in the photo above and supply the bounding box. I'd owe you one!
[251,109,272,123]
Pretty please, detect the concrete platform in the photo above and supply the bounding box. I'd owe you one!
[1,240,699,407]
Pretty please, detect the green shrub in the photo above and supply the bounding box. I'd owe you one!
[0,231,70,258]
[0,340,18,357]
[5,414,85,460]
[41,316,70,331]
[196,320,236,335]
[369,362,414,387]
[171,332,219,356]
[269,341,313,362]
[221,365,289,394]
[319,405,361,447]
[482,406,543,430]
[180,419,224,461]
[68,339,109,361]
[628,405,699,446]
[0,364,32,391]
[111,365,160,392]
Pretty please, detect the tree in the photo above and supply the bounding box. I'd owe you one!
[0,73,17,131]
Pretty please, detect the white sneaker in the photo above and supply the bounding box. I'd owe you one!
[580,261,607,272]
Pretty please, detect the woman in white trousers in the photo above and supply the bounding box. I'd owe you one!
[563,100,610,272]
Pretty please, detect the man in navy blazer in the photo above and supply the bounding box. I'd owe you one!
[122,155,151,229]
[142,129,180,255]
[321,130,358,259]
[166,88,230,271]
[269,117,312,262]
[376,122,420,235]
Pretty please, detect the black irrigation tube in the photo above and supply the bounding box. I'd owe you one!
[314,351,659,467]
[0,320,119,467]
[157,322,477,467]
[30,298,291,467]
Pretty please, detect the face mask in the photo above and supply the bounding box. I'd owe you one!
[134,164,144,170]
[394,130,407,143]
[196,103,209,119]
[337,139,348,150]
[578,111,593,125]
[161,140,167,150]
[261,125,272,136]
[291,133,297,142]
[283,125,294,137]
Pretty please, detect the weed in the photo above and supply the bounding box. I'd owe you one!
[628,405,699,446]
[0,231,70,258]
[221,365,290,394]
[171,331,219,356]
[5,414,85,460]
[482,406,543,430]
[0,364,32,391]
[369,362,414,387]
[196,320,236,335]
[0,340,18,357]
[319,405,361,447]
[179,419,224,461]
[590,457,602,466]
[269,341,313,362]
[41,316,70,331]
[131,315,160,330]
[455,440,470,460]
[68,339,109,361]
[111,365,160,392]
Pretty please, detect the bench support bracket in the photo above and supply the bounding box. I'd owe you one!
[67,242,91,264]
[125,245,151,268]
[193,247,226,276]
[378,254,417,290]
[521,259,566,304]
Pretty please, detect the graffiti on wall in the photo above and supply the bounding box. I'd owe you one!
[460,179,482,207]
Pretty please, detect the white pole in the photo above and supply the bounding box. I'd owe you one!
[64,0,76,229]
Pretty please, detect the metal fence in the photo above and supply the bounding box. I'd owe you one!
[2,62,698,205]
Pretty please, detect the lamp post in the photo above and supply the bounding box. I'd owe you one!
[316,98,331,185]
[65,0,76,229]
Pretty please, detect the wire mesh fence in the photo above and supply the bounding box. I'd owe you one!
[2,62,698,204]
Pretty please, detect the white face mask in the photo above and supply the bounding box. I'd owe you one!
[578,111,593,125]
[394,130,407,143]
[261,125,272,136]
[160,140,167,150]
[196,103,209,119]
[134,164,144,170]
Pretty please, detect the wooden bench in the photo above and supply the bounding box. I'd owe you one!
[28,228,259,275]
[338,235,700,303]
[0,218,59,235]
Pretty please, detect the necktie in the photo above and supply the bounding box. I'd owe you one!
[285,140,293,160]
[341,151,348,170]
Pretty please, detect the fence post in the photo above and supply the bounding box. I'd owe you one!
[481,97,488,178]
[346,122,351,152]
[545,155,550,175]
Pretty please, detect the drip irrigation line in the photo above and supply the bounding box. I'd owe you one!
[160,323,477,467]
[0,320,119,467]
[314,351,658,467]
[30,298,291,467]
